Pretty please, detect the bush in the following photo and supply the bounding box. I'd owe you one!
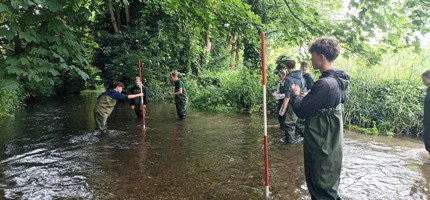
[0,87,25,120]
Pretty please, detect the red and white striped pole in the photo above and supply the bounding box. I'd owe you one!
[262,32,270,198]
[138,59,146,129]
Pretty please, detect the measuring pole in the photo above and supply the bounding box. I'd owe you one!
[138,59,146,129]
[262,32,270,198]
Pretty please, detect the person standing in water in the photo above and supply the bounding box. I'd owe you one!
[290,37,350,199]
[130,77,148,118]
[278,60,306,144]
[169,70,188,119]
[271,70,288,131]
[422,70,430,154]
[94,81,143,136]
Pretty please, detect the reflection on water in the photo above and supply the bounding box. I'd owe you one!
[0,92,429,199]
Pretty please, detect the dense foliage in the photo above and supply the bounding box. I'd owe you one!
[1,0,430,137]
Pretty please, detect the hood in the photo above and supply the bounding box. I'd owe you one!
[334,69,350,90]
[288,70,303,79]
[323,69,350,90]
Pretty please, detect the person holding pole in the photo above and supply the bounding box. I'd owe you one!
[290,37,350,199]
[169,70,188,120]
[130,77,148,118]
[93,81,143,136]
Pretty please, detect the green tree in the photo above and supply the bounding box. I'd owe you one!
[0,0,92,95]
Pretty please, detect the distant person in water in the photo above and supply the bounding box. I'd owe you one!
[169,70,188,119]
[130,77,148,118]
[93,81,143,136]
[422,70,430,154]
[271,69,288,131]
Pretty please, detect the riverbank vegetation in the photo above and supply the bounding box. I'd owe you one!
[1,0,429,136]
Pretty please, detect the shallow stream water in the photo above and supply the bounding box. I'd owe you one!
[0,92,429,199]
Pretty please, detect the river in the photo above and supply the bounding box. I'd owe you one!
[0,92,429,199]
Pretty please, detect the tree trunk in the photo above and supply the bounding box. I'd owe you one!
[205,31,211,54]
[125,4,130,26]
[107,0,119,34]
[230,35,238,70]
[114,2,121,32]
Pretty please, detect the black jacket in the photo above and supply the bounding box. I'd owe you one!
[291,68,350,119]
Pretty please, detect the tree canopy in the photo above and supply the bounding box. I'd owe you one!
[0,0,429,92]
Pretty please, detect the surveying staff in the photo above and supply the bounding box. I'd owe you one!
[290,37,350,199]
[94,81,143,136]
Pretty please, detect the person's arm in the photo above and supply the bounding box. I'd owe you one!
[278,79,292,116]
[278,97,290,116]
[128,93,143,99]
[130,86,136,106]
[170,87,183,95]
[291,80,329,119]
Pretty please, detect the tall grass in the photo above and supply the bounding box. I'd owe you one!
[338,48,430,136]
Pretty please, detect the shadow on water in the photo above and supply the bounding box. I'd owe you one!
[0,92,429,199]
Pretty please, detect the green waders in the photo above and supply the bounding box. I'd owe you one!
[94,95,117,133]
[175,93,188,119]
[285,104,298,143]
[304,104,343,200]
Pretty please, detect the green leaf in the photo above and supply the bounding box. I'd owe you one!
[48,68,60,76]
[76,68,89,80]
[19,31,38,42]
[0,78,19,90]
[0,28,15,41]
[45,1,64,12]
[19,57,30,65]
[11,1,29,9]
[6,65,24,75]
[0,4,13,13]
[27,70,41,82]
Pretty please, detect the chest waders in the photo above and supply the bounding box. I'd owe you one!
[94,95,117,133]
[304,103,343,200]
[277,82,287,130]
[175,93,188,119]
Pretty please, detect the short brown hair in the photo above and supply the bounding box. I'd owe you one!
[113,81,125,89]
[309,37,340,62]
[285,60,296,69]
[422,70,430,79]
[301,61,309,68]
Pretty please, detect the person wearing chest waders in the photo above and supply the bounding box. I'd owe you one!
[271,70,288,131]
[130,77,148,118]
[93,81,143,136]
[278,59,307,144]
[422,70,430,154]
[169,70,188,120]
[290,37,350,200]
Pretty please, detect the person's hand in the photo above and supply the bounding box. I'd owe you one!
[169,91,174,95]
[290,84,300,96]
[138,93,143,97]
[278,108,285,116]
[271,92,276,97]
[131,105,135,110]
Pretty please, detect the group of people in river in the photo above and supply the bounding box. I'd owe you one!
[272,60,314,144]
[92,70,188,136]
[270,37,350,199]
[89,37,357,199]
